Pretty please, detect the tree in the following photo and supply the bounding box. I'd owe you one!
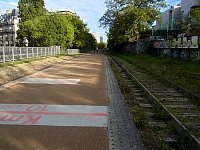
[183,7,200,36]
[98,42,107,49]
[100,0,166,51]
[17,0,46,46]
[82,33,97,51]
[17,1,93,48]
[17,13,75,47]
[71,15,89,49]
[18,0,45,22]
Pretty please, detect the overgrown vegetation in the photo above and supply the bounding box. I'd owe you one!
[109,57,174,149]
[109,56,195,150]
[152,104,171,121]
[118,53,200,97]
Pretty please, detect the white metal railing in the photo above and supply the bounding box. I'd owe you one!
[67,49,79,55]
[0,46,61,63]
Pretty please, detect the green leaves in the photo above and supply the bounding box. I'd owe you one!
[18,0,45,22]
[183,7,200,36]
[17,1,95,49]
[100,0,166,51]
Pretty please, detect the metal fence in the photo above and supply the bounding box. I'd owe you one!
[0,46,61,63]
[66,49,79,55]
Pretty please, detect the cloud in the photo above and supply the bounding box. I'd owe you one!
[0,0,107,40]
[44,0,107,37]
[0,0,18,13]
[0,1,17,7]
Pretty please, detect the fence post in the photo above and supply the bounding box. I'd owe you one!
[19,47,22,59]
[37,47,39,57]
[40,47,43,57]
[2,46,5,63]
[51,47,53,55]
[32,48,34,57]
[26,47,29,59]
[45,48,47,57]
[12,47,14,62]
[59,47,61,55]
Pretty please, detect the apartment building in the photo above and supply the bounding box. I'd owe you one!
[0,9,19,46]
[154,0,200,31]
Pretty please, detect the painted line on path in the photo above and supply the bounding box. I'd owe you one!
[0,111,107,116]
[21,78,80,85]
[0,104,107,127]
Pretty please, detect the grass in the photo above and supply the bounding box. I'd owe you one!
[116,53,200,97]
[109,57,173,149]
[109,55,194,150]
[0,57,46,68]
[152,104,172,121]
[0,54,66,68]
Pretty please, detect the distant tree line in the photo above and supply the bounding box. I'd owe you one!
[97,42,107,49]
[17,0,97,51]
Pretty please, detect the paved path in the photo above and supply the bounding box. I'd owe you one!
[0,54,109,150]
[0,54,144,150]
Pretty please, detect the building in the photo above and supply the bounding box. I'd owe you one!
[0,9,19,46]
[154,4,182,31]
[154,0,200,35]
[100,36,103,43]
[59,10,74,15]
[181,0,200,16]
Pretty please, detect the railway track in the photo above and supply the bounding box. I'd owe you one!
[109,56,200,149]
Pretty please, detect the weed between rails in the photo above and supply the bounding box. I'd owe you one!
[109,58,174,149]
[118,54,200,97]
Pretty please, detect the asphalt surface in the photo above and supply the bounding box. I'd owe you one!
[0,54,109,150]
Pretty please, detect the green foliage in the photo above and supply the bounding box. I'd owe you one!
[18,0,45,22]
[134,110,148,130]
[152,104,171,121]
[17,2,95,49]
[100,0,166,51]
[71,15,88,48]
[97,42,107,49]
[118,53,200,97]
[82,33,97,51]
[17,13,75,47]
[183,7,200,36]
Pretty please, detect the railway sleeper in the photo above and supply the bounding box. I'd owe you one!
[111,56,200,149]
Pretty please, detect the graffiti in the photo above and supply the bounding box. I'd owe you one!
[192,51,200,60]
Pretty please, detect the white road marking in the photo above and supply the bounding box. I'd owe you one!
[0,104,107,127]
[21,78,80,85]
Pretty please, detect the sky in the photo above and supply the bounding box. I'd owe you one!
[0,0,181,42]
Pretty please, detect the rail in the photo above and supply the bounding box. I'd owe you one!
[111,56,200,149]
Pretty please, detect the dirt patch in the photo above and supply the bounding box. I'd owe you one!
[0,56,74,85]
